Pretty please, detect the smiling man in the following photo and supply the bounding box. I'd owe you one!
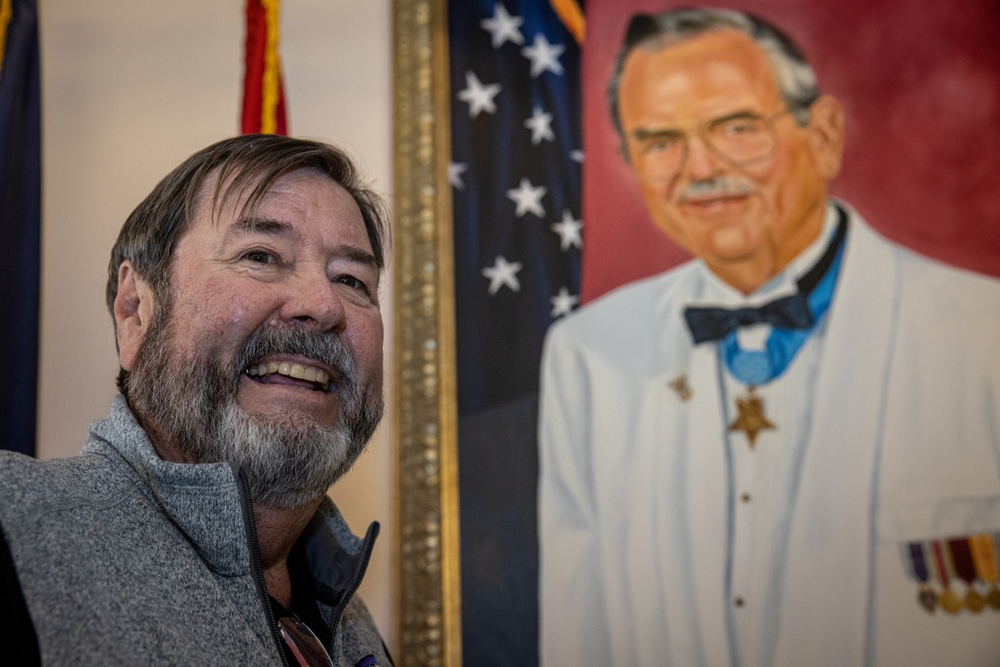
[0,135,392,666]
[538,8,1000,666]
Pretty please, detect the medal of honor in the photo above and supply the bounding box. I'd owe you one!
[728,386,775,449]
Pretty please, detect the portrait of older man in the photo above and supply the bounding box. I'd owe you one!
[538,7,1000,666]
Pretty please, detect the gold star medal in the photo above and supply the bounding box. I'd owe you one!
[728,386,775,449]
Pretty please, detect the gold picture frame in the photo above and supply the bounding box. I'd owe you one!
[391,0,462,664]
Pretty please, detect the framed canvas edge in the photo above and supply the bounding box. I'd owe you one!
[392,0,463,665]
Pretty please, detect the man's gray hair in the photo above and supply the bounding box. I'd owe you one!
[106,134,391,394]
[608,8,820,150]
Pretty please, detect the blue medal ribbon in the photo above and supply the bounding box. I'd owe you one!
[720,207,848,386]
[908,541,931,584]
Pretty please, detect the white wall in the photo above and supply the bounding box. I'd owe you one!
[36,0,396,652]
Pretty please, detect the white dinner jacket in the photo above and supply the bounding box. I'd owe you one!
[538,203,1000,666]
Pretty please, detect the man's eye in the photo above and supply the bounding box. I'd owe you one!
[719,118,763,136]
[244,250,275,264]
[641,136,679,154]
[335,275,368,292]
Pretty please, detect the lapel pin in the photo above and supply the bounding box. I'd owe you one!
[669,375,693,402]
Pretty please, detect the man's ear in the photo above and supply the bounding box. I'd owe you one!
[114,261,156,372]
[806,94,846,181]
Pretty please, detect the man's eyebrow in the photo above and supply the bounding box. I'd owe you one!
[630,127,683,141]
[226,218,379,268]
[709,109,764,124]
[630,110,765,140]
[227,217,296,237]
[339,245,380,269]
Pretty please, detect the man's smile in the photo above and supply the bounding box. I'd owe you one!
[679,192,751,209]
[244,359,335,393]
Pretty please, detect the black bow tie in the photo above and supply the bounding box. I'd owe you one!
[684,294,813,344]
[683,206,849,344]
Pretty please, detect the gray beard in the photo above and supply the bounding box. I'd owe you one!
[125,297,384,509]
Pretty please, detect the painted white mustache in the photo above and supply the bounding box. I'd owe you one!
[678,176,756,203]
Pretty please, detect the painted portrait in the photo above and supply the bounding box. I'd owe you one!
[392,0,1000,664]
[582,0,1000,298]
[539,1,1000,665]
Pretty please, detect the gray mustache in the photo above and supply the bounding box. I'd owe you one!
[678,177,756,202]
[235,325,356,392]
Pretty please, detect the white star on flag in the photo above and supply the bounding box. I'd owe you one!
[507,178,547,218]
[550,287,579,318]
[480,3,524,48]
[458,71,502,118]
[521,34,565,77]
[449,162,468,189]
[524,107,555,144]
[482,256,523,295]
[551,209,583,250]
[570,149,585,163]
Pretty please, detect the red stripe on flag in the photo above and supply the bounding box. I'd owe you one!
[274,70,287,135]
[241,0,286,135]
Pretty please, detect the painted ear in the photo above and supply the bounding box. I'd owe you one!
[807,95,846,181]
[114,261,156,372]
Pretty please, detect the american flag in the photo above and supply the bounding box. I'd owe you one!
[241,0,287,135]
[448,1,583,662]
[0,0,41,456]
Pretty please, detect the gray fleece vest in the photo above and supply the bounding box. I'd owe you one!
[0,396,390,666]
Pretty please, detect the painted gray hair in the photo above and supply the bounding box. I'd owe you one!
[608,8,820,151]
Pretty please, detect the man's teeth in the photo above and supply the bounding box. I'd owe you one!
[245,361,330,388]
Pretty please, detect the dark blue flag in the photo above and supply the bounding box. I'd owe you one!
[448,1,583,662]
[0,0,41,456]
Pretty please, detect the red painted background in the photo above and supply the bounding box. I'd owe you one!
[582,0,1000,302]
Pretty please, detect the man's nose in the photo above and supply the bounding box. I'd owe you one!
[682,134,724,180]
[279,267,347,333]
